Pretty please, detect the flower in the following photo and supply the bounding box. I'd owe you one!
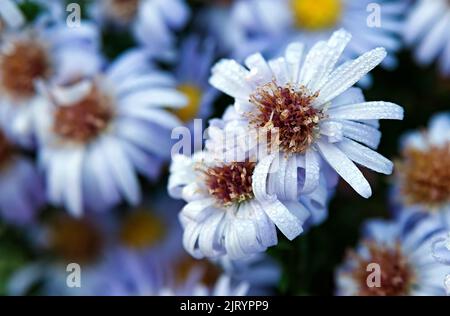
[169,106,330,259]
[210,29,404,198]
[336,210,450,296]
[395,113,450,212]
[201,0,406,69]
[172,36,219,124]
[404,0,450,76]
[0,125,44,225]
[34,49,187,216]
[90,0,189,57]
[0,12,102,146]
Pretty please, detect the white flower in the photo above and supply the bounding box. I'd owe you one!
[210,29,404,198]
[395,112,450,212]
[35,49,187,216]
[203,0,406,69]
[336,210,450,296]
[404,0,450,76]
[0,18,102,145]
[169,107,330,259]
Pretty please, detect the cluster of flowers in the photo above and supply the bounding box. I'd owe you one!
[0,0,449,296]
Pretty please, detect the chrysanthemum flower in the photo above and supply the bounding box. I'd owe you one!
[202,0,406,69]
[210,29,404,198]
[395,113,450,212]
[0,125,44,225]
[404,0,450,76]
[90,0,189,56]
[172,36,219,124]
[169,107,330,259]
[0,17,102,145]
[34,49,187,216]
[336,210,450,296]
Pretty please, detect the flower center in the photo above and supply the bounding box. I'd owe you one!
[174,84,203,122]
[0,39,51,99]
[349,242,414,296]
[398,144,450,208]
[105,0,139,23]
[203,161,256,206]
[290,0,342,30]
[120,210,166,250]
[53,85,114,143]
[0,130,14,170]
[49,215,103,264]
[249,81,323,155]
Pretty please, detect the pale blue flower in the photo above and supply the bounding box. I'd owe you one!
[336,209,450,296]
[34,49,186,215]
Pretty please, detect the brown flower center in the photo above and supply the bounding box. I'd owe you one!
[203,161,256,206]
[398,144,450,207]
[105,0,140,23]
[249,81,323,155]
[0,39,51,99]
[349,242,414,296]
[0,130,15,169]
[49,215,103,264]
[53,85,114,143]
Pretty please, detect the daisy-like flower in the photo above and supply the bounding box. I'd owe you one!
[34,49,187,216]
[210,29,404,199]
[0,15,102,145]
[0,125,44,225]
[172,36,219,124]
[336,210,450,296]
[404,0,450,76]
[395,113,450,213]
[169,107,330,259]
[202,0,406,68]
[90,0,189,57]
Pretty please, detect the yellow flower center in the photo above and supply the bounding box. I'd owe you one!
[120,210,166,249]
[174,84,203,122]
[291,0,342,31]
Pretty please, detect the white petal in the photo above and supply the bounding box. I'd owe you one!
[317,141,372,198]
[317,48,387,105]
[337,138,393,174]
[327,101,404,120]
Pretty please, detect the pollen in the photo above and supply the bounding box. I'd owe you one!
[203,160,256,206]
[120,210,166,249]
[348,242,414,296]
[249,81,323,155]
[0,39,51,99]
[291,0,342,31]
[398,143,450,208]
[53,85,114,143]
[174,84,203,122]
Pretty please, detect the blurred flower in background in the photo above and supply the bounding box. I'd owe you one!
[0,0,448,297]
[404,0,450,77]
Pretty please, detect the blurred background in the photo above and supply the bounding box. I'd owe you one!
[0,0,449,296]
